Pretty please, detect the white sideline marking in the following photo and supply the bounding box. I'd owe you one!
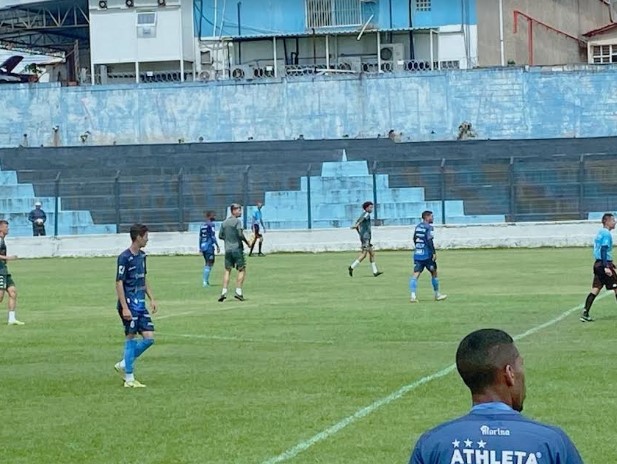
[261,295,606,464]
[162,332,335,345]
[155,311,195,320]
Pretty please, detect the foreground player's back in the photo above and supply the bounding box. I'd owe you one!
[411,407,582,464]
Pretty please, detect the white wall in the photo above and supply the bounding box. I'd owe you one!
[5,221,604,259]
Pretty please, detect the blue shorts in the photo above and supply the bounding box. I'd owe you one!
[119,309,155,335]
[414,259,437,274]
[202,250,216,266]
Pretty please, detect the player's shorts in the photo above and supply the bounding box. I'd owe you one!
[414,259,437,274]
[0,272,15,290]
[592,260,617,290]
[252,224,263,238]
[202,249,216,266]
[118,308,155,335]
[361,238,373,251]
[225,249,246,270]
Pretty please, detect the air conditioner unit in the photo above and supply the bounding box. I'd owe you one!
[380,43,405,71]
[338,56,362,73]
[199,69,216,81]
[200,49,213,65]
[230,65,254,80]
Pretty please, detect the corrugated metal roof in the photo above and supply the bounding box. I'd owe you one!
[221,26,436,41]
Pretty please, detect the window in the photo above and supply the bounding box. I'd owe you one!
[415,0,431,12]
[592,44,617,64]
[136,11,157,38]
[306,0,362,28]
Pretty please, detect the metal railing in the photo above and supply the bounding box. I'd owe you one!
[13,154,617,236]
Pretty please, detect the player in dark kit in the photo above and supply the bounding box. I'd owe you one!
[248,202,266,257]
[348,201,382,277]
[114,224,158,388]
[581,212,617,322]
[0,220,24,325]
[199,211,220,287]
[218,204,251,302]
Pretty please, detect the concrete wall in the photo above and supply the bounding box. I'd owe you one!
[477,0,611,66]
[5,220,605,258]
[5,66,617,147]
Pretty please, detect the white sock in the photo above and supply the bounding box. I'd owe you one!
[119,359,126,369]
[125,373,135,382]
[371,262,378,273]
[8,311,16,323]
[221,288,228,295]
[235,288,243,296]
[411,292,417,299]
[350,260,360,269]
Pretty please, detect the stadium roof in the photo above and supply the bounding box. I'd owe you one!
[0,0,89,54]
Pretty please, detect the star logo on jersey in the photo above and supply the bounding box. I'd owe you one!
[452,439,460,448]
[477,440,486,449]
[464,439,473,448]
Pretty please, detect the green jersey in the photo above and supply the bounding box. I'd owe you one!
[0,235,7,274]
[219,216,245,251]
[356,211,371,241]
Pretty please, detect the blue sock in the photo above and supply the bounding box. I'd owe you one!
[409,277,418,293]
[134,338,154,359]
[432,277,440,294]
[203,266,211,284]
[124,339,138,374]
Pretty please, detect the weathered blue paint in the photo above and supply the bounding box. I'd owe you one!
[2,67,617,149]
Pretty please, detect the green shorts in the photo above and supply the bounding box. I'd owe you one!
[0,273,15,290]
[224,249,246,270]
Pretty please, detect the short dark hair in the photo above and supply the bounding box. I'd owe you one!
[0,219,8,226]
[456,329,519,394]
[421,210,433,220]
[129,223,149,241]
[205,210,215,219]
[602,213,614,225]
[230,203,242,213]
[362,201,373,210]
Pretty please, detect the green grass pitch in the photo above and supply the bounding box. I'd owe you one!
[0,248,615,463]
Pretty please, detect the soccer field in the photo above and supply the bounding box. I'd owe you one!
[0,248,615,463]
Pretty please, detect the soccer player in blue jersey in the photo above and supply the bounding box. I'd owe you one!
[410,210,446,303]
[581,212,617,322]
[114,224,158,388]
[409,328,583,464]
[348,201,383,277]
[199,211,220,287]
[249,202,266,257]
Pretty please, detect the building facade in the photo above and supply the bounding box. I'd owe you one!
[477,0,611,66]
[194,0,477,81]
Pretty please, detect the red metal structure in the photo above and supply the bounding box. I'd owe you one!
[513,10,587,65]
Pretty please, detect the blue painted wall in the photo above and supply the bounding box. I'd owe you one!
[193,0,476,38]
[3,66,617,148]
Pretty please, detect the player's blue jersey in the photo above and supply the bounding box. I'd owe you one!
[253,209,263,226]
[116,249,147,313]
[410,402,583,464]
[199,220,218,252]
[413,222,435,261]
[593,228,613,262]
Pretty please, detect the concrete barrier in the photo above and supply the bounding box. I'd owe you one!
[3,220,603,259]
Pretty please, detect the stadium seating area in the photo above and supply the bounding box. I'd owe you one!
[1,137,617,236]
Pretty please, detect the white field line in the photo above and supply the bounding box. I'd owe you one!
[261,295,606,464]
